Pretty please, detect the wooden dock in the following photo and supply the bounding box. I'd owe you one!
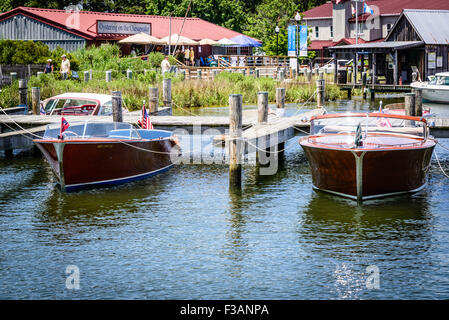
[338,83,412,93]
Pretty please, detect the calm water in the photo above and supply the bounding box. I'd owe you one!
[1,96,449,299]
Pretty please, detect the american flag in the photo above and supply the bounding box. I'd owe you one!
[138,100,153,130]
[59,117,70,139]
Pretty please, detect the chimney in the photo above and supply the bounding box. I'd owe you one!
[332,0,352,41]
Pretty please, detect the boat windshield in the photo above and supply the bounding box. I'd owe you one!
[310,114,427,142]
[42,121,141,140]
[429,75,449,86]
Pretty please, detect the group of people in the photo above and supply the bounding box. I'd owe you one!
[174,47,195,66]
[43,54,70,78]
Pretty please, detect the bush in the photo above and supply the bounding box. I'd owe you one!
[0,40,51,64]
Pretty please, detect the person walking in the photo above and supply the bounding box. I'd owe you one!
[184,47,190,66]
[60,54,70,79]
[161,56,171,75]
[44,59,53,74]
[189,47,195,67]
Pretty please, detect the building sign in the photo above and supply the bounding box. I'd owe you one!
[428,52,436,69]
[299,25,308,57]
[288,25,297,57]
[97,20,151,35]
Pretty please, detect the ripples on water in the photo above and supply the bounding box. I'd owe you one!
[0,97,448,299]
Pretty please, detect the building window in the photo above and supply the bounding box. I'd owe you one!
[315,26,319,39]
[330,25,333,39]
[386,24,392,33]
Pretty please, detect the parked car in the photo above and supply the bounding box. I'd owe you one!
[41,93,127,116]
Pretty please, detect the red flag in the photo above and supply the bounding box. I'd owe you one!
[59,117,70,138]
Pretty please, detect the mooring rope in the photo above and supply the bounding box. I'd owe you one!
[0,106,45,139]
[434,150,449,179]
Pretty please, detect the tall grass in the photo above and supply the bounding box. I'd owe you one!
[0,71,345,111]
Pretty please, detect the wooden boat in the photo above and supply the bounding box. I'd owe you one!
[33,121,179,191]
[299,113,436,201]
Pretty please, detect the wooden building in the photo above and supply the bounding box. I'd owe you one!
[329,9,449,85]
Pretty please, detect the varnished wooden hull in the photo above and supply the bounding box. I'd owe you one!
[34,138,176,191]
[300,138,436,201]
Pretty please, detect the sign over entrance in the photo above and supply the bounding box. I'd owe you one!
[97,21,151,35]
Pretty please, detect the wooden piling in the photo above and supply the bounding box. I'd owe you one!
[31,87,40,115]
[257,92,269,123]
[316,78,325,108]
[126,69,132,79]
[148,87,159,113]
[197,69,202,80]
[106,70,112,82]
[414,89,423,116]
[111,91,123,122]
[84,71,89,82]
[18,79,27,108]
[10,72,17,82]
[404,93,416,117]
[306,70,312,83]
[276,88,285,109]
[229,94,242,190]
[163,78,172,109]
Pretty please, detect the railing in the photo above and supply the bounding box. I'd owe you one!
[217,55,291,68]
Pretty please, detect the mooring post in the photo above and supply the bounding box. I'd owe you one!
[126,69,132,79]
[197,69,202,80]
[180,69,186,81]
[414,89,423,116]
[255,69,260,78]
[404,93,416,117]
[18,79,27,111]
[257,92,269,123]
[276,88,286,110]
[84,71,89,82]
[316,73,325,108]
[229,94,243,190]
[111,91,123,122]
[306,70,312,83]
[10,72,17,82]
[31,87,40,115]
[163,78,172,111]
[106,70,112,82]
[148,87,159,113]
[89,69,93,80]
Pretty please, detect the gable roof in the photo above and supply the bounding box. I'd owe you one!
[0,6,248,41]
[392,9,449,44]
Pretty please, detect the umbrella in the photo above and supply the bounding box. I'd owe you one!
[160,34,199,46]
[229,35,262,47]
[213,38,239,46]
[118,33,165,45]
[199,38,218,45]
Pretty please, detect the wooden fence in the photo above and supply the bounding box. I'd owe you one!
[0,64,46,87]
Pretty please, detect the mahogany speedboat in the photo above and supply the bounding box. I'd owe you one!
[33,121,179,191]
[299,113,436,201]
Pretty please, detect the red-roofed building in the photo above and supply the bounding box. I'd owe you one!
[0,6,252,57]
[303,0,449,62]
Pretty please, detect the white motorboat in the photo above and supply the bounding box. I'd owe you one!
[411,72,449,103]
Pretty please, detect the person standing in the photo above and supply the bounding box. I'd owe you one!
[184,47,190,66]
[60,54,70,79]
[189,47,195,67]
[161,56,171,75]
[44,59,53,74]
